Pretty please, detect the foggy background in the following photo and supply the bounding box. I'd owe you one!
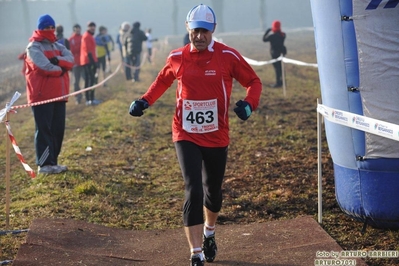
[0,0,313,49]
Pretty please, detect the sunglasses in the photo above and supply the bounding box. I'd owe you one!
[44,26,55,30]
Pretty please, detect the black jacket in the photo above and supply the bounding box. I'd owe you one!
[125,25,147,55]
[263,29,286,59]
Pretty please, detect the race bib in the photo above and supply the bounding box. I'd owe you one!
[182,99,218,133]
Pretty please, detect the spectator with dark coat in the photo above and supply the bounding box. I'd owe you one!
[263,20,287,88]
[124,21,147,82]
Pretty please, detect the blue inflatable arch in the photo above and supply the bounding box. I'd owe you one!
[310,0,399,229]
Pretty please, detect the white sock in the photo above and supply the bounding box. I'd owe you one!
[191,248,204,261]
[204,223,215,237]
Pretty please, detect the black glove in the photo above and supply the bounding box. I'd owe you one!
[49,57,59,65]
[89,61,98,72]
[234,100,252,121]
[60,68,67,76]
[129,99,149,117]
[88,52,95,65]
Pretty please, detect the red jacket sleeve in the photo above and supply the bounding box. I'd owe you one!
[141,57,177,105]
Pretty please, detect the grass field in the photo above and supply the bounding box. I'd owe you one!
[0,29,398,265]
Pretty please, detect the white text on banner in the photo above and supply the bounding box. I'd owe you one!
[317,104,399,142]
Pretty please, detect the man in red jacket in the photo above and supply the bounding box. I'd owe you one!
[69,24,84,104]
[80,21,99,105]
[129,4,262,265]
[24,14,74,174]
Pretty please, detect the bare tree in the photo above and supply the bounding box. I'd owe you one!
[172,0,178,35]
[259,0,267,31]
[22,0,31,38]
[68,0,78,25]
[211,0,224,33]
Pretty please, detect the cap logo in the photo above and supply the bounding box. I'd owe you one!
[206,13,213,22]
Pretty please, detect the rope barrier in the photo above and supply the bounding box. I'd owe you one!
[243,55,318,68]
[0,229,29,236]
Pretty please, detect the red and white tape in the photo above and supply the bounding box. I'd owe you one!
[5,121,36,178]
[0,62,121,177]
[0,62,123,177]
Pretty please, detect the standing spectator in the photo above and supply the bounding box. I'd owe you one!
[145,28,158,64]
[125,21,147,82]
[183,32,190,46]
[24,14,74,174]
[116,22,129,61]
[17,51,27,76]
[119,21,132,80]
[95,26,114,86]
[262,20,286,88]
[69,23,84,104]
[81,21,99,105]
[128,4,262,265]
[55,24,70,50]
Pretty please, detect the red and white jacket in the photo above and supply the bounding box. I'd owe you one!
[80,31,97,66]
[69,32,83,66]
[142,40,262,147]
[24,30,74,104]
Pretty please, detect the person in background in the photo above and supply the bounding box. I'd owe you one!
[128,4,262,266]
[81,21,100,105]
[17,51,27,76]
[116,22,129,61]
[95,26,114,87]
[125,21,147,82]
[262,20,286,88]
[69,23,84,104]
[183,32,190,46]
[24,14,74,174]
[119,21,132,80]
[145,28,158,64]
[55,24,70,50]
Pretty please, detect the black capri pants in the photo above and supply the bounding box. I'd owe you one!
[175,140,228,227]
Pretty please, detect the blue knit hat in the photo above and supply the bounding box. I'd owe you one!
[37,14,55,30]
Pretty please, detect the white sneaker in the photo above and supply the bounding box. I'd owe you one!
[38,165,62,174]
[91,99,102,105]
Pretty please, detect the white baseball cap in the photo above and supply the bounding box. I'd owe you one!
[186,4,216,32]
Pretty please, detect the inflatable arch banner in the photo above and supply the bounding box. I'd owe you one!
[310,0,399,229]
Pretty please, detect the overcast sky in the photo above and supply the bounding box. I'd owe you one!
[0,0,313,48]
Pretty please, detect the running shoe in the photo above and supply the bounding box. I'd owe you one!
[203,234,217,262]
[55,165,68,172]
[38,165,62,174]
[190,254,204,266]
